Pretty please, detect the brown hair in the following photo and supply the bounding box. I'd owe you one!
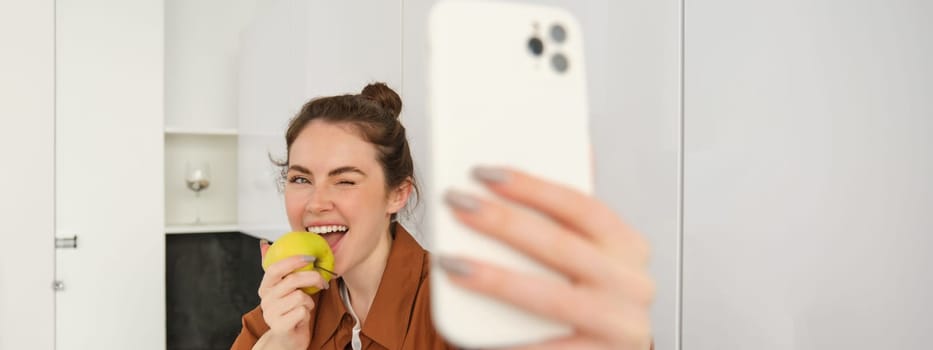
[274,82,418,219]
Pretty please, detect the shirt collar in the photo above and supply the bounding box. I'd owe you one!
[361,223,427,349]
[310,265,348,348]
[313,223,428,349]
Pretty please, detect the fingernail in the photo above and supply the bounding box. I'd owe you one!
[259,239,269,247]
[438,256,472,277]
[444,190,480,212]
[472,166,509,183]
[322,282,330,290]
[302,255,317,263]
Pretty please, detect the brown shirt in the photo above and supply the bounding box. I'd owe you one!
[231,225,457,350]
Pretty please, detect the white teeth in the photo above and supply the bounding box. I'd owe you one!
[305,225,348,234]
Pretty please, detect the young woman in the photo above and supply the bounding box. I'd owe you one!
[231,83,654,350]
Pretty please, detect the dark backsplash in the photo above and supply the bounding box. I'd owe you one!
[166,232,263,350]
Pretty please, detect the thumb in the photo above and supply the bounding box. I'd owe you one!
[259,239,270,260]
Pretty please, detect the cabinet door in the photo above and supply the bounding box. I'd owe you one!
[0,1,55,349]
[683,1,933,349]
[55,0,165,349]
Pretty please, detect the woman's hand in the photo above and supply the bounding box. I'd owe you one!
[253,241,329,350]
[439,167,655,350]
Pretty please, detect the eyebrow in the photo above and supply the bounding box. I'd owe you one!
[288,165,311,174]
[328,166,366,177]
[287,165,366,178]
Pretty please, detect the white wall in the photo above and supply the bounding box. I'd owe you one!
[0,2,56,350]
[682,1,933,349]
[604,1,683,349]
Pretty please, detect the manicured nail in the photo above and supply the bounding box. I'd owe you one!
[472,166,509,183]
[444,190,480,212]
[302,255,317,263]
[438,256,472,277]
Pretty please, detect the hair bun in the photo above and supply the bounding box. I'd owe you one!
[360,82,402,119]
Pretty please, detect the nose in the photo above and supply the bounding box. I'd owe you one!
[304,188,334,213]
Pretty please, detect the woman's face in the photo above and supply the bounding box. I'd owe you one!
[284,119,409,275]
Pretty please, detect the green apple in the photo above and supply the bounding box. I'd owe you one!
[261,231,335,295]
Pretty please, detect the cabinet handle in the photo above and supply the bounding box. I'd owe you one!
[56,235,78,249]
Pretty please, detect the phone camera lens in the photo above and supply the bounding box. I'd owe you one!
[528,37,544,56]
[551,53,569,73]
[550,24,566,43]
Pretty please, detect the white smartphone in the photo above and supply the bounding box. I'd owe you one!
[426,1,593,348]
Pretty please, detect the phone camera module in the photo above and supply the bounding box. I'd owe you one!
[550,24,566,43]
[528,37,544,56]
[551,53,569,73]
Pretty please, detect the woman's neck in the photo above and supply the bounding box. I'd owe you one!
[341,224,393,324]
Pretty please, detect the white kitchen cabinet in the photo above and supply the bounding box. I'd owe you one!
[0,1,56,349]
[54,0,165,349]
[164,0,261,132]
[1,1,164,349]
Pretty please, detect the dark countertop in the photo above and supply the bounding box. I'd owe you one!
[166,231,263,350]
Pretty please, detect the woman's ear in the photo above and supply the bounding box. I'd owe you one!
[386,178,413,214]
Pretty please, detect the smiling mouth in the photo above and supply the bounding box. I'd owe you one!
[305,225,349,252]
